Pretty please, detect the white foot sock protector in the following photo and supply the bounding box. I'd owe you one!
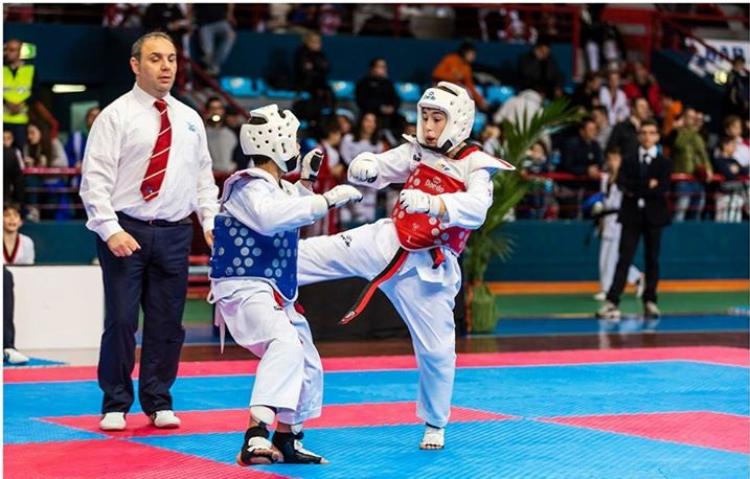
[250,406,276,427]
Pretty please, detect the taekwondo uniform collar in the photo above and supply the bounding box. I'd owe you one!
[131,82,176,109]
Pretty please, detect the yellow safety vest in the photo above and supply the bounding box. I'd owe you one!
[3,64,35,125]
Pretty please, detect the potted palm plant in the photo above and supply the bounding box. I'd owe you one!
[464,98,580,333]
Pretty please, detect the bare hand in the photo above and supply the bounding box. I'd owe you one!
[587,165,601,180]
[649,179,658,189]
[204,230,214,248]
[107,231,141,257]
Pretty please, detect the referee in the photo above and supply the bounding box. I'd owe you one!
[80,32,219,431]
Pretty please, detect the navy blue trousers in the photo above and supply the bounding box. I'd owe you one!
[96,214,193,415]
[4,267,15,349]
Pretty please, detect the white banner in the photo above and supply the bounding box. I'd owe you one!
[686,38,749,82]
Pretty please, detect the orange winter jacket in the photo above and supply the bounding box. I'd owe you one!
[432,53,486,108]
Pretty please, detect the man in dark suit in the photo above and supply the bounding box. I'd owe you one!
[597,119,672,320]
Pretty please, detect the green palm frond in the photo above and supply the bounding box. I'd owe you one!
[465,97,580,284]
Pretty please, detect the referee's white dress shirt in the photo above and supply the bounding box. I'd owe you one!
[80,83,219,241]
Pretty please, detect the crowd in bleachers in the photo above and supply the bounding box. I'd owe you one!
[3,4,749,230]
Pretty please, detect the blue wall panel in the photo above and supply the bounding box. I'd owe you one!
[21,221,748,280]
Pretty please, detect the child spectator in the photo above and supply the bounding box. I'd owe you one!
[339,112,385,226]
[3,202,34,364]
[713,136,748,222]
[518,140,555,219]
[23,122,68,221]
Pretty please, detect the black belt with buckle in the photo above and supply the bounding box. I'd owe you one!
[116,212,192,227]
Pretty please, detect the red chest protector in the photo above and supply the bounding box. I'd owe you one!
[391,145,479,255]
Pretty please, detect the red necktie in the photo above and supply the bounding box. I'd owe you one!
[140,99,172,201]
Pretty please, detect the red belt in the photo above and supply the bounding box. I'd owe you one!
[272,289,305,315]
[340,247,445,325]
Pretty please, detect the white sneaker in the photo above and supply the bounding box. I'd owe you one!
[596,301,621,321]
[644,301,661,319]
[419,425,445,450]
[593,291,607,301]
[150,410,181,429]
[3,348,29,364]
[99,412,126,431]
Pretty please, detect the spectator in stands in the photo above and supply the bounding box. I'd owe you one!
[518,140,554,219]
[355,58,401,135]
[517,38,563,99]
[591,105,611,150]
[3,146,24,206]
[672,107,713,222]
[713,136,748,222]
[23,122,68,221]
[3,130,24,167]
[724,55,749,121]
[143,4,192,49]
[599,69,629,126]
[294,31,334,113]
[3,131,13,149]
[598,119,672,321]
[479,124,503,158]
[659,91,683,138]
[194,4,236,76]
[340,112,384,225]
[23,122,66,168]
[723,115,750,170]
[572,72,603,111]
[432,42,488,111]
[203,96,237,174]
[3,39,37,149]
[304,118,346,237]
[623,61,662,117]
[336,109,354,136]
[65,106,100,168]
[494,85,544,129]
[560,117,603,178]
[3,202,33,365]
[557,117,602,219]
[318,4,343,35]
[607,96,651,160]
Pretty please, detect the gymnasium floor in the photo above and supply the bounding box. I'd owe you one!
[4,289,749,478]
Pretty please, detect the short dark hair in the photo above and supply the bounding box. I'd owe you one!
[719,136,735,149]
[592,105,608,116]
[723,115,741,131]
[605,146,621,156]
[205,96,223,109]
[631,96,649,109]
[3,202,21,215]
[534,36,551,49]
[579,116,595,129]
[639,119,659,130]
[131,31,175,60]
[320,118,341,139]
[369,57,386,68]
[458,41,475,55]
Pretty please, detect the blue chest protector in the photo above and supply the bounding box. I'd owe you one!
[210,214,299,301]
